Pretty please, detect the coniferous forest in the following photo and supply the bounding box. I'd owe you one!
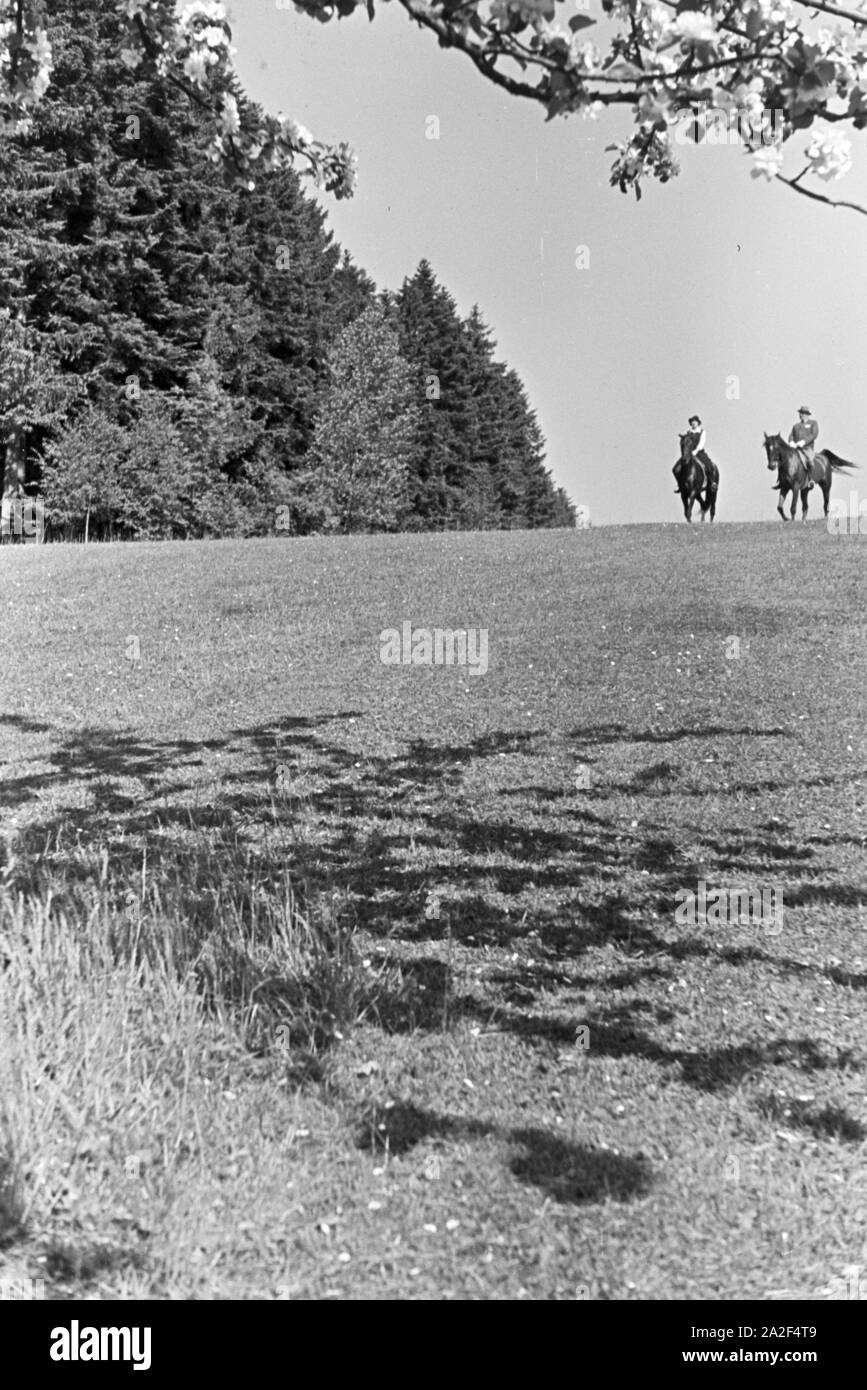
[0,0,575,540]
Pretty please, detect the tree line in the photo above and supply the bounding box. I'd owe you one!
[0,0,574,541]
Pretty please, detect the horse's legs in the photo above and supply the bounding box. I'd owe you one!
[821,482,831,519]
[777,484,788,520]
[790,490,798,520]
[801,487,809,521]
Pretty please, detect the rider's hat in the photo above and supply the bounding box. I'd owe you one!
[688,414,702,424]
[798,405,811,415]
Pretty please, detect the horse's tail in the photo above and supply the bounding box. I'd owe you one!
[822,449,859,474]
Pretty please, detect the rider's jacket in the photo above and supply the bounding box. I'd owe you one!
[685,428,706,455]
[789,418,818,455]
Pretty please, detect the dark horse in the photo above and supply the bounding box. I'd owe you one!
[763,433,858,521]
[674,433,719,523]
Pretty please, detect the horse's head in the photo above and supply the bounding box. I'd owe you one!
[763,432,784,470]
[679,432,694,463]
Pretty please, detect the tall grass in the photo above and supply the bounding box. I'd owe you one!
[0,824,374,1262]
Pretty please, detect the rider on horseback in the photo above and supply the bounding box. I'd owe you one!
[673,415,712,491]
[788,406,818,491]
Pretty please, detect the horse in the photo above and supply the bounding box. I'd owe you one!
[674,433,719,523]
[763,433,859,521]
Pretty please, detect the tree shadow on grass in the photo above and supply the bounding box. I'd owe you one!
[755,1095,866,1143]
[0,714,53,735]
[3,713,864,1082]
[353,1100,653,1206]
[368,956,856,1094]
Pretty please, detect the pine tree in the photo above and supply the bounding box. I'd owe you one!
[394,261,477,528]
[0,0,374,523]
[461,307,525,527]
[0,1,211,393]
[492,368,558,528]
[552,487,577,527]
[395,265,574,532]
[303,302,420,533]
[0,3,573,537]
[202,168,375,478]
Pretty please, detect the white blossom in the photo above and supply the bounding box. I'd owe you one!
[218,92,240,135]
[644,3,674,44]
[182,49,210,84]
[179,1,227,27]
[805,126,853,180]
[281,115,313,145]
[653,52,678,74]
[201,25,228,49]
[750,143,784,179]
[674,12,718,44]
[575,41,602,72]
[27,29,53,66]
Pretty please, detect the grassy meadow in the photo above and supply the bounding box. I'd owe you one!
[0,521,865,1300]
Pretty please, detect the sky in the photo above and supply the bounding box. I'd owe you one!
[225,1,867,525]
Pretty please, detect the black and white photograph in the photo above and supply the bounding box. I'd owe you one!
[0,0,865,1330]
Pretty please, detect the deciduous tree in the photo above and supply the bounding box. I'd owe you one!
[303,302,421,533]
